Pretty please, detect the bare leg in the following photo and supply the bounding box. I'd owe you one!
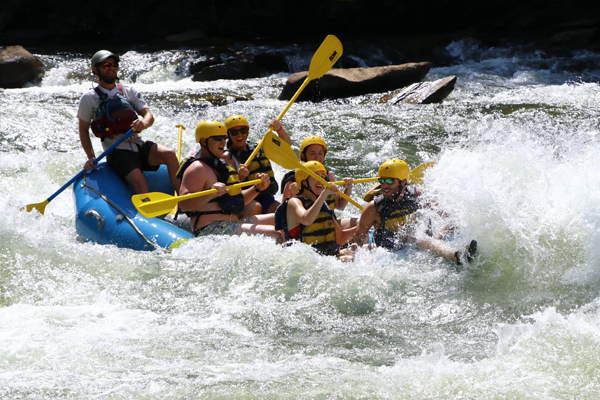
[125,168,149,194]
[250,213,275,226]
[414,236,477,265]
[243,200,262,218]
[239,224,284,244]
[413,236,460,263]
[266,200,281,214]
[339,217,358,230]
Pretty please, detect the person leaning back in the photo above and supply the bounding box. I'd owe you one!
[77,50,179,194]
[354,159,477,265]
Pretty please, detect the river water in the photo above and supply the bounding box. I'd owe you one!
[2,40,600,398]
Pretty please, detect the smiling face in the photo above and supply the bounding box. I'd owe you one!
[227,125,249,150]
[380,177,403,199]
[302,144,326,163]
[306,170,327,195]
[202,135,227,158]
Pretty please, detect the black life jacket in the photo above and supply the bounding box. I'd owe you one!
[176,155,245,218]
[281,168,336,211]
[226,141,278,199]
[90,83,138,139]
[373,186,420,250]
[275,196,339,256]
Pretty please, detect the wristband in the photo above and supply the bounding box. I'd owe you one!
[254,185,262,193]
[276,125,284,133]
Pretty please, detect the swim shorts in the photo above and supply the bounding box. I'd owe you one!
[107,140,159,178]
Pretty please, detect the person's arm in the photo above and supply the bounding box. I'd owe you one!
[281,180,299,204]
[329,171,351,210]
[334,218,358,245]
[353,201,378,245]
[288,185,338,227]
[223,152,249,181]
[78,119,97,170]
[179,162,221,211]
[269,118,292,146]
[132,108,154,132]
[241,173,270,205]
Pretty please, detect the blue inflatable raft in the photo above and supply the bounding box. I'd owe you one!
[73,163,193,252]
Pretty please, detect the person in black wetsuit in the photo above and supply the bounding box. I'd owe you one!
[354,159,477,265]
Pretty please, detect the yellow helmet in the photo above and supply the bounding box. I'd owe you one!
[300,136,328,158]
[295,161,327,188]
[224,115,249,131]
[195,120,226,143]
[378,159,409,181]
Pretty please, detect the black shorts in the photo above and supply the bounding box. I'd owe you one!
[107,140,159,178]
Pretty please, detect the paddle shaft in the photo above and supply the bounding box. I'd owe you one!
[299,165,364,211]
[175,125,185,161]
[47,129,136,202]
[134,179,262,218]
[332,177,378,186]
[158,179,261,205]
[243,36,342,168]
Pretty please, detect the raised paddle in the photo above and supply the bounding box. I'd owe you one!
[22,128,137,214]
[166,124,186,217]
[262,131,365,211]
[132,179,262,219]
[242,35,343,168]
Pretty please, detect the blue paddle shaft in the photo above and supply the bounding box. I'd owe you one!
[47,129,135,202]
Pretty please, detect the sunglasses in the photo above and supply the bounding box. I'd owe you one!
[378,178,396,185]
[228,127,249,136]
[101,62,119,69]
[210,135,227,142]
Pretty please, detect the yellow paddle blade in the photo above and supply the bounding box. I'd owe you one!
[307,35,343,81]
[409,161,436,185]
[363,183,382,202]
[21,199,49,214]
[133,179,262,219]
[244,36,343,169]
[262,131,301,170]
[263,132,364,210]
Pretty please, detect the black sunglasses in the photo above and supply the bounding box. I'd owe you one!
[228,127,248,136]
[378,178,396,185]
[210,135,227,142]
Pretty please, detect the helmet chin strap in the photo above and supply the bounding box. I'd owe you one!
[301,179,320,199]
[205,138,221,160]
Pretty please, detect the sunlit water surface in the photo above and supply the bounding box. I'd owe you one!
[1,41,600,398]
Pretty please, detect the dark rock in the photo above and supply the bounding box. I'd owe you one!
[0,45,45,88]
[380,75,457,105]
[189,54,222,76]
[278,62,431,102]
[254,52,290,74]
[192,57,260,81]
